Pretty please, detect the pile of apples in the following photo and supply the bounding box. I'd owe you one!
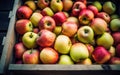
[14,0,120,65]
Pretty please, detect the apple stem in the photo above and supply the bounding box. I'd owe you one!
[30,33,33,38]
[57,0,60,2]
[30,49,33,54]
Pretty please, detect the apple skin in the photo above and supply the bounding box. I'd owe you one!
[54,35,72,54]
[15,19,33,35]
[76,0,87,5]
[103,1,116,15]
[111,14,119,20]
[14,42,26,59]
[91,18,107,35]
[58,55,74,65]
[62,21,78,37]
[109,57,120,64]
[38,16,56,31]
[53,12,67,25]
[78,58,92,65]
[77,26,94,44]
[108,46,116,57]
[92,1,102,11]
[53,26,62,35]
[25,0,36,11]
[63,0,73,11]
[86,44,94,58]
[96,32,114,49]
[66,17,79,27]
[110,19,120,32]
[70,43,89,62]
[40,47,59,64]
[116,44,120,57]
[96,12,111,23]
[17,6,33,19]
[37,0,50,9]
[112,32,120,45]
[92,46,111,64]
[33,28,39,34]
[72,1,86,16]
[15,60,23,64]
[50,0,63,12]
[30,12,43,27]
[23,49,40,64]
[22,32,38,48]
[41,7,54,17]
[87,5,98,16]
[36,29,56,47]
[79,9,94,25]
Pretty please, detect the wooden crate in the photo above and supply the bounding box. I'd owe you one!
[4,0,120,75]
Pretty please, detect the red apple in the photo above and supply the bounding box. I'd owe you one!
[116,44,120,57]
[37,0,50,9]
[86,44,94,58]
[63,0,73,11]
[109,57,120,64]
[38,16,56,31]
[36,29,56,47]
[79,9,94,25]
[76,0,87,5]
[53,12,67,25]
[62,21,78,37]
[72,1,86,16]
[112,32,120,45]
[15,60,23,64]
[92,46,111,64]
[23,49,40,64]
[87,5,98,16]
[15,19,33,35]
[33,28,39,34]
[66,17,79,27]
[40,47,59,64]
[17,6,33,19]
[14,42,26,59]
[96,12,111,23]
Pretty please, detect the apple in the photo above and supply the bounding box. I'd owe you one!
[15,19,33,35]
[96,12,111,23]
[33,28,39,34]
[86,44,94,58]
[23,49,40,64]
[79,9,94,25]
[92,46,111,64]
[91,18,108,35]
[109,57,120,64]
[17,6,33,19]
[116,44,120,57]
[54,35,72,54]
[63,11,69,18]
[41,7,54,17]
[87,5,98,16]
[36,29,56,47]
[108,46,116,57]
[62,21,78,37]
[103,1,116,15]
[53,26,62,35]
[76,0,87,5]
[111,14,119,20]
[77,26,94,44]
[58,55,74,65]
[15,60,23,64]
[25,0,36,11]
[62,0,73,11]
[38,16,56,31]
[92,1,102,11]
[37,0,50,9]
[72,1,86,16]
[96,32,114,49]
[112,32,120,45]
[22,32,38,48]
[40,47,59,64]
[79,58,92,65]
[110,19,120,31]
[70,43,89,62]
[53,12,67,25]
[30,12,43,27]
[14,42,26,59]
[50,0,63,12]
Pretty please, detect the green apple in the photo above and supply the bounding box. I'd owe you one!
[50,0,63,12]
[96,32,114,49]
[80,58,92,65]
[93,1,102,11]
[58,55,74,65]
[111,14,119,20]
[22,32,38,48]
[53,26,62,35]
[54,35,72,54]
[109,46,116,57]
[25,0,36,11]
[30,12,43,27]
[110,19,120,31]
[41,7,54,17]
[77,26,94,44]
[70,43,89,62]
[103,1,116,15]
